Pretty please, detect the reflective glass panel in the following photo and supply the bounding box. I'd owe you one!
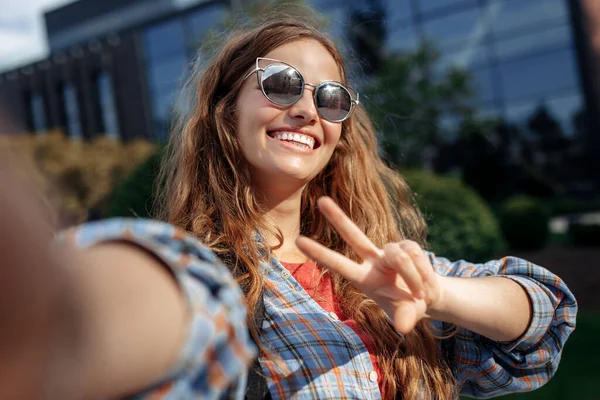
[470,67,496,104]
[30,92,47,135]
[97,72,119,139]
[497,48,579,101]
[487,0,568,39]
[63,82,82,139]
[143,17,186,61]
[418,0,477,14]
[505,92,583,136]
[147,54,188,93]
[385,0,412,24]
[422,8,483,53]
[494,23,573,61]
[186,3,226,45]
[387,24,419,53]
[152,88,178,122]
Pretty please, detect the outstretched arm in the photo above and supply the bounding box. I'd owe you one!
[0,167,254,399]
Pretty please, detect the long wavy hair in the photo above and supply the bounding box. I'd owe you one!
[156,17,455,400]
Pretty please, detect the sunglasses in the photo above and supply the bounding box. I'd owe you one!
[242,57,359,123]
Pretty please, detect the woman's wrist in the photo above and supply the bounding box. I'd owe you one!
[424,274,452,322]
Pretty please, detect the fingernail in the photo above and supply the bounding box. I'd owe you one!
[416,290,425,299]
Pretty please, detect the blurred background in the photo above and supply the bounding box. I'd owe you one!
[0,0,598,398]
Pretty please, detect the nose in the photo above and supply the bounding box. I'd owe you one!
[288,85,318,123]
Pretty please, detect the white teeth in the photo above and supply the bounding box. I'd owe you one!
[271,132,316,150]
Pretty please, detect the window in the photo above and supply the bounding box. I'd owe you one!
[494,23,573,62]
[97,72,119,139]
[417,0,477,15]
[63,82,82,139]
[488,0,568,39]
[470,67,496,104]
[497,48,579,101]
[422,8,483,54]
[436,43,489,70]
[384,0,412,24]
[30,92,47,135]
[387,24,418,53]
[147,54,188,93]
[186,2,226,47]
[143,18,186,61]
[505,92,584,136]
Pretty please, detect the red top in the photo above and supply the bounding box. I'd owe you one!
[280,261,385,397]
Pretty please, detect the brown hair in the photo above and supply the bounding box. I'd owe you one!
[156,17,455,400]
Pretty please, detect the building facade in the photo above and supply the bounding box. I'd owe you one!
[0,0,598,190]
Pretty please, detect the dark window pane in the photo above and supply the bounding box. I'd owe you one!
[387,24,418,52]
[470,67,496,104]
[384,0,412,24]
[418,0,477,14]
[143,17,186,61]
[152,88,178,122]
[186,3,226,47]
[324,6,349,45]
[63,82,82,139]
[488,0,568,39]
[30,92,47,134]
[97,72,119,139]
[494,23,573,61]
[437,43,488,70]
[497,48,579,101]
[147,54,188,93]
[506,92,583,136]
[422,8,482,54]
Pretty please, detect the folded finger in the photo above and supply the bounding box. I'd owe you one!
[382,243,425,299]
[398,241,436,284]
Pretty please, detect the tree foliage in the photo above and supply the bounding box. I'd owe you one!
[362,44,478,167]
[0,131,156,227]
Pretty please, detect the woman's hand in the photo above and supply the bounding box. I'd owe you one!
[0,163,81,399]
[296,197,442,334]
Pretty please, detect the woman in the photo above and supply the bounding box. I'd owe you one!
[0,18,576,399]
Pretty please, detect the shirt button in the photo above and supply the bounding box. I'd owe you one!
[281,270,291,279]
[329,311,339,320]
[369,370,378,382]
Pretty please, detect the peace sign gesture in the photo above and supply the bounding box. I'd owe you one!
[296,197,443,334]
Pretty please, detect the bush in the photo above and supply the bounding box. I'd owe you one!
[403,170,504,262]
[0,131,157,227]
[500,196,550,250]
[568,222,600,246]
[104,147,165,219]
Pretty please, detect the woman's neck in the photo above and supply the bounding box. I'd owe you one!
[260,188,308,263]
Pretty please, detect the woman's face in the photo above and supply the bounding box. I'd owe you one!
[235,39,343,192]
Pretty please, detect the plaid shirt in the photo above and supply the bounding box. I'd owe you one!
[64,218,577,399]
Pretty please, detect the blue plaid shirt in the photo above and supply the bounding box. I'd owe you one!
[63,218,577,399]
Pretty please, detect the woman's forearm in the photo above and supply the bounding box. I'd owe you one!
[61,242,189,399]
[426,275,533,342]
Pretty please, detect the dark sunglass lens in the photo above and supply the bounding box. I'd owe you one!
[315,83,352,122]
[261,65,303,106]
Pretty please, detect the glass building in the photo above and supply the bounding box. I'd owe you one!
[0,0,597,191]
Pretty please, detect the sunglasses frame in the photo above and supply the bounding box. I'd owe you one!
[242,57,360,123]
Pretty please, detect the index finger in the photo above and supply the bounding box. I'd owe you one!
[317,197,383,261]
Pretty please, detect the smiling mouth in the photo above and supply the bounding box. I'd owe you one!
[267,131,320,150]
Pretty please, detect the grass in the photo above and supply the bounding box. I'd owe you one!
[463,312,600,399]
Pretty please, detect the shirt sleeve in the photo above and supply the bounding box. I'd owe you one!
[428,253,577,399]
[58,218,256,400]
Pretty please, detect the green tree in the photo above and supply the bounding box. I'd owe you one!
[362,44,479,167]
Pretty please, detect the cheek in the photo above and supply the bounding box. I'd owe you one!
[323,123,343,146]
